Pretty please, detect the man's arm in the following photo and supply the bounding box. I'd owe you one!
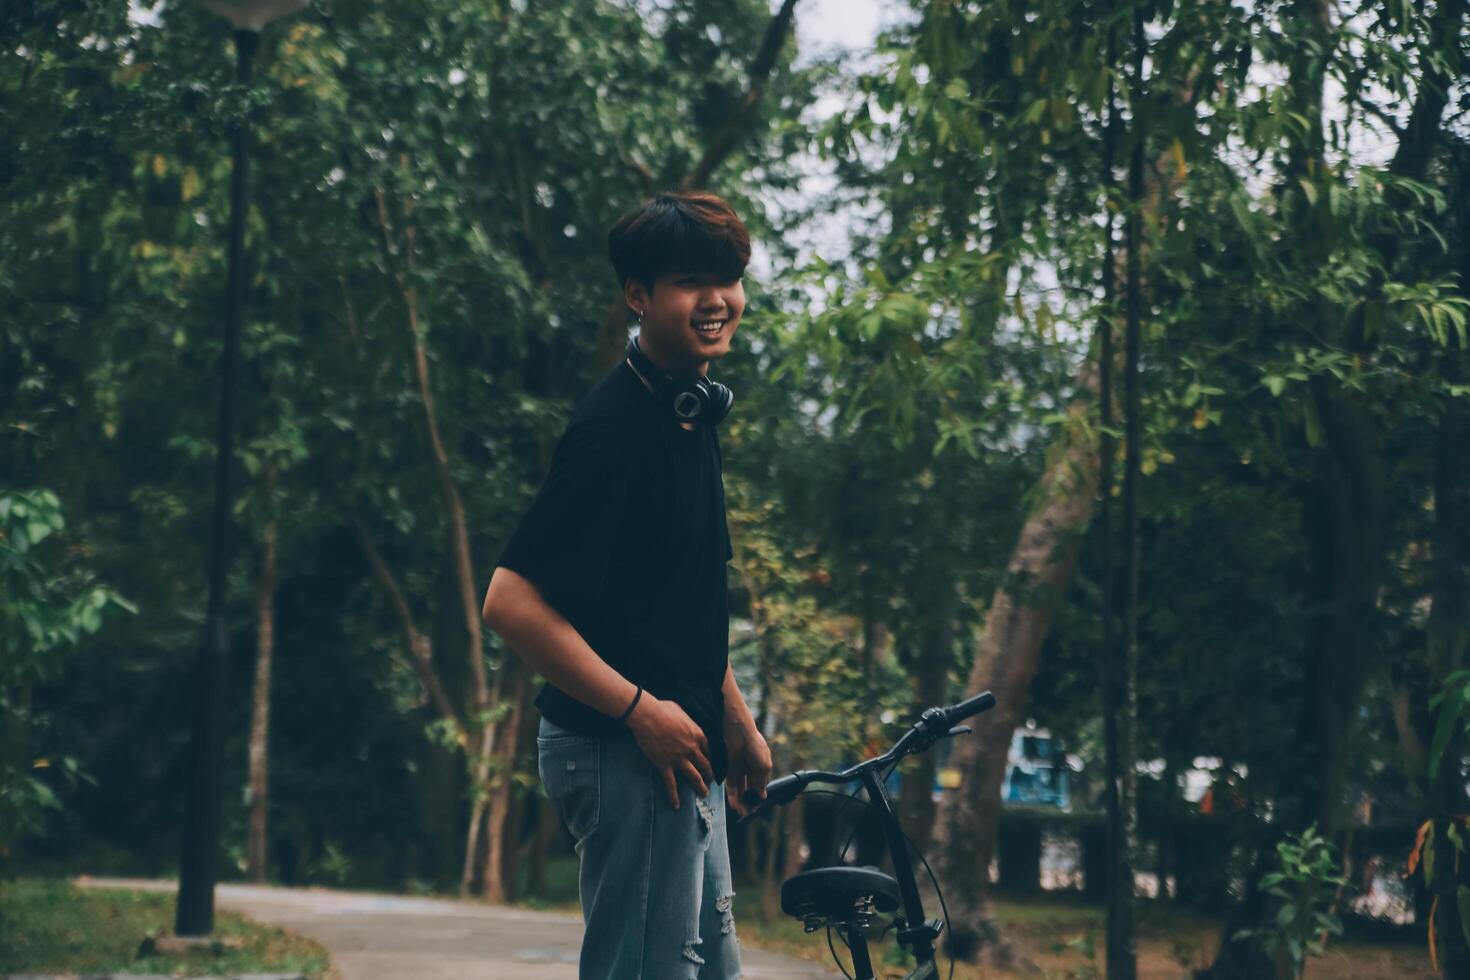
[721,661,772,816]
[483,566,639,721]
[722,661,756,733]
[482,566,714,809]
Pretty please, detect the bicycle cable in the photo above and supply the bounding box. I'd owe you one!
[828,758,956,980]
[799,763,954,980]
[792,789,884,980]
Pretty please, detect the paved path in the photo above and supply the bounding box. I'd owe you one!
[76,878,837,980]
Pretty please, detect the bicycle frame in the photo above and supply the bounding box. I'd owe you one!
[740,691,996,980]
[852,763,940,979]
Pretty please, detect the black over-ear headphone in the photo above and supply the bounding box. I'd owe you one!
[625,336,735,426]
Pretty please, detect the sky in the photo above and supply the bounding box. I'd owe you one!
[794,0,887,59]
[750,0,899,282]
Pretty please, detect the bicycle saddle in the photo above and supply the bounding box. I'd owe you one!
[781,866,902,920]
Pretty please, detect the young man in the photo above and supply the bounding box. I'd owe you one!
[482,191,772,979]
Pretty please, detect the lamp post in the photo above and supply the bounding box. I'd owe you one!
[176,0,306,938]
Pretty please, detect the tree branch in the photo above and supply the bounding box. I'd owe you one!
[350,514,464,733]
[370,188,492,716]
[682,0,801,190]
[615,133,656,196]
[1387,0,1465,184]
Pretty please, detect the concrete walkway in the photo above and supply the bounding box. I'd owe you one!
[76,878,837,980]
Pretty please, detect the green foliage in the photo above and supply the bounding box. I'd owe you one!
[306,839,353,886]
[1414,671,1470,964]
[0,490,134,856]
[1051,927,1102,980]
[726,477,909,767]
[1233,825,1344,978]
[1429,670,1470,778]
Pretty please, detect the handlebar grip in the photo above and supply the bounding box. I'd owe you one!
[742,772,805,809]
[942,691,996,725]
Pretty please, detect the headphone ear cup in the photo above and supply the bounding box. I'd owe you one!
[705,379,734,424]
[672,383,707,422]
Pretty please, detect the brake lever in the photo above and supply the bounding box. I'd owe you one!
[948,724,972,737]
[734,801,774,827]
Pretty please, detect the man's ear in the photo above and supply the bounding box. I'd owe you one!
[623,278,652,317]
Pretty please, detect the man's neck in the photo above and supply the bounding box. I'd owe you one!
[626,358,697,431]
[637,336,708,379]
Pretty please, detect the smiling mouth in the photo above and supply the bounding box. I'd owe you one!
[692,318,727,335]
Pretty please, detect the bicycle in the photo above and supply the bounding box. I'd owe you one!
[736,690,997,980]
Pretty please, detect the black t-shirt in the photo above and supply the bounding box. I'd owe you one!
[495,359,734,782]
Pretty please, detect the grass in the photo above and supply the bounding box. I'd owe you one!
[730,891,1435,980]
[513,856,1432,979]
[0,877,334,978]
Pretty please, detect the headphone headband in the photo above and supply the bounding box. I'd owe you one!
[625,336,734,426]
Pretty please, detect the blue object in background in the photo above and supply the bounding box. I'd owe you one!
[1000,726,1070,809]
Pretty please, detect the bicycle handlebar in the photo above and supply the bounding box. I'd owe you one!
[739,690,996,813]
[933,690,996,727]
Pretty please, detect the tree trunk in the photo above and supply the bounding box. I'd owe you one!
[501,662,544,901]
[526,793,558,898]
[246,484,278,883]
[929,351,1103,968]
[370,189,538,903]
[1110,8,1147,971]
[1424,230,1470,973]
[782,794,805,888]
[482,658,529,903]
[857,597,890,801]
[459,736,492,898]
[898,579,960,854]
[760,799,787,920]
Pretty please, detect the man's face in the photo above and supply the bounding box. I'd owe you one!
[625,270,745,377]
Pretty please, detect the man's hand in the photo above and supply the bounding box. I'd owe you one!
[723,713,772,819]
[626,693,714,809]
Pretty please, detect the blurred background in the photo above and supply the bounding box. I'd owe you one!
[3,0,1467,976]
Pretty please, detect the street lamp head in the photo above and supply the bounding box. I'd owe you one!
[199,0,308,31]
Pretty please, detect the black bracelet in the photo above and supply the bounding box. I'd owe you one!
[617,685,643,724]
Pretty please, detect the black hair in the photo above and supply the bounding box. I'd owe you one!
[607,191,751,290]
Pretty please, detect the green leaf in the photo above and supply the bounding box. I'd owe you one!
[1303,399,1322,448]
[26,521,52,546]
[1229,195,1254,234]
[1429,686,1467,776]
[1263,375,1286,397]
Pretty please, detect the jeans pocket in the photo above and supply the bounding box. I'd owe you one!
[538,736,600,841]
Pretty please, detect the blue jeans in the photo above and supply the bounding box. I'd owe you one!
[537,715,743,979]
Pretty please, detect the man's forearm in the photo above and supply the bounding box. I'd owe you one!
[482,566,638,722]
[722,662,755,731]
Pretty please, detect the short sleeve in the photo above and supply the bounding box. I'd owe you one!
[496,420,629,603]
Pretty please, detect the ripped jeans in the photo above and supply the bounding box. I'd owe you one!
[537,714,742,980]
